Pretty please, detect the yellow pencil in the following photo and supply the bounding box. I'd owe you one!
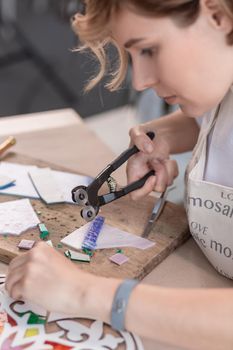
[0,136,16,156]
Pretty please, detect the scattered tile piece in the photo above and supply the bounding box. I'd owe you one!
[45,240,53,247]
[82,216,105,250]
[64,250,91,262]
[18,239,35,250]
[82,248,94,256]
[57,243,63,249]
[109,253,129,266]
[38,223,49,240]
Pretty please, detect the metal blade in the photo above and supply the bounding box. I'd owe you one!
[142,190,167,238]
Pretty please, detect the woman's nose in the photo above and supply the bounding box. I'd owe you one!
[131,63,158,91]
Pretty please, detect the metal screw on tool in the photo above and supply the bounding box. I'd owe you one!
[81,206,96,222]
[74,188,88,205]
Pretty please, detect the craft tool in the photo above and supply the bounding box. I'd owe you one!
[81,216,105,250]
[18,239,35,250]
[72,132,155,221]
[0,136,16,156]
[38,223,49,240]
[142,188,168,238]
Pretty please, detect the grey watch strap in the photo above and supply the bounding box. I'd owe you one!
[111,279,138,331]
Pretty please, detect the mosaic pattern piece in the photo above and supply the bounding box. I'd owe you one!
[0,285,144,350]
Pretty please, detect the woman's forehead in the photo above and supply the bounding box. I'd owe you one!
[110,8,176,43]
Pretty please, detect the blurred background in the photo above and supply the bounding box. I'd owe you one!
[0,0,171,119]
[0,0,189,204]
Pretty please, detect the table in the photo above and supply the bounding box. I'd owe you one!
[0,109,232,350]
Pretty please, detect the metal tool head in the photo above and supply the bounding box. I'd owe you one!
[81,205,98,222]
[72,185,89,206]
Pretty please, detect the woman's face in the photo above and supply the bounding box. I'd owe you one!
[110,5,233,117]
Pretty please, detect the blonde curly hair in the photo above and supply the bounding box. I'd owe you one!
[72,0,233,91]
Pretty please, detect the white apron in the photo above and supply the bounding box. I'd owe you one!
[186,101,233,280]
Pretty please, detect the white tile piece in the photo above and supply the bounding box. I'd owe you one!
[29,168,65,204]
[45,240,53,247]
[61,222,155,250]
[51,169,92,203]
[0,198,40,235]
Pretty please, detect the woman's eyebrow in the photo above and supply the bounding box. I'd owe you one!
[124,38,145,49]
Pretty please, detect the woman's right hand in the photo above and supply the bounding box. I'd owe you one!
[127,124,179,200]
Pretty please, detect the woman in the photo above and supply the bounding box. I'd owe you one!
[5,1,233,348]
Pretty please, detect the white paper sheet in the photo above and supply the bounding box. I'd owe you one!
[0,162,38,198]
[0,198,40,235]
[0,162,92,203]
[61,222,155,250]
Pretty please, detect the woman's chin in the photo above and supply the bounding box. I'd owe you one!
[179,104,206,118]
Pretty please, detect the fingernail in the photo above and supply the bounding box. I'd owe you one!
[155,186,163,193]
[144,143,153,153]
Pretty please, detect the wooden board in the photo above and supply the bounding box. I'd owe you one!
[0,152,190,280]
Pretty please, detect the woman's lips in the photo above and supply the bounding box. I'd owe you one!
[163,96,178,105]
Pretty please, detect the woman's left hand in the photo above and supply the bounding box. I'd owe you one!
[5,242,96,315]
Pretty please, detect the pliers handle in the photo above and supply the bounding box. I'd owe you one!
[72,132,155,221]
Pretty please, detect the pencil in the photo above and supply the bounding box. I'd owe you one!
[0,136,16,156]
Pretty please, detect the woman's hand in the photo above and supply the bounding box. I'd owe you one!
[5,242,97,316]
[127,124,179,200]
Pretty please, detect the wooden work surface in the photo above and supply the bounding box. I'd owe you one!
[0,152,190,280]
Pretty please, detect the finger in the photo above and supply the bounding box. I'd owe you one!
[9,281,23,301]
[129,127,154,154]
[8,253,29,272]
[153,160,179,192]
[5,265,25,298]
[153,167,168,193]
[130,175,156,200]
[164,159,179,186]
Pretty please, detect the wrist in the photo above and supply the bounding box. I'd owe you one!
[77,274,122,323]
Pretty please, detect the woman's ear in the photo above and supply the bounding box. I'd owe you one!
[201,0,233,34]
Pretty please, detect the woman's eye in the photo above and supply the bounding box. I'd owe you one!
[140,48,154,57]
